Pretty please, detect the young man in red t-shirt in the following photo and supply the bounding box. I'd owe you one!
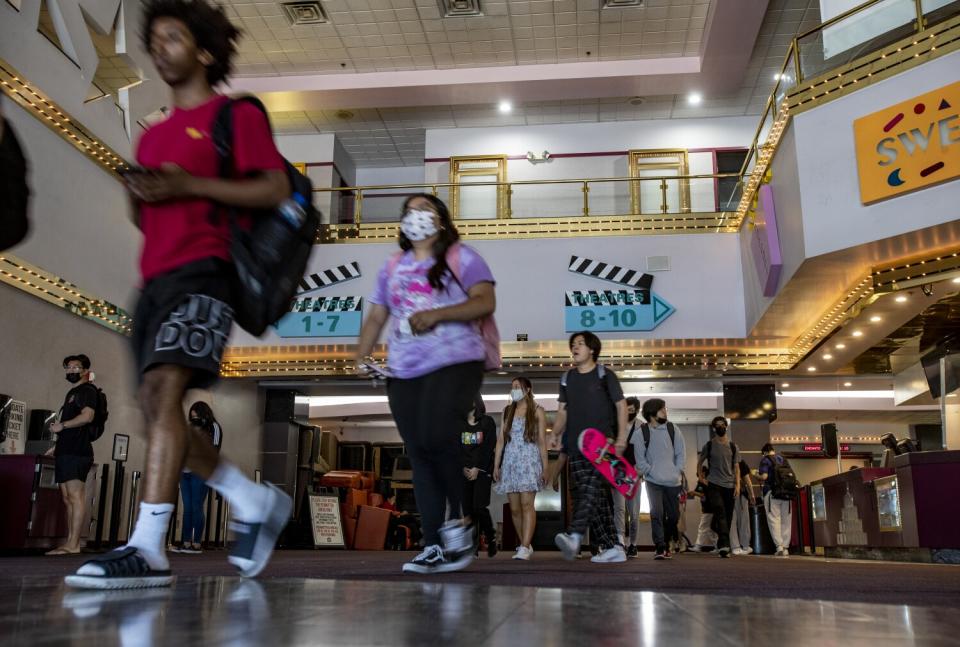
[67,0,292,589]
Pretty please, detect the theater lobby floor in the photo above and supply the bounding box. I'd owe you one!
[2,551,959,646]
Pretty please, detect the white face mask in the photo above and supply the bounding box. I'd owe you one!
[510,389,524,403]
[400,209,438,241]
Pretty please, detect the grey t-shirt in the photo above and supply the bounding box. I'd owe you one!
[701,438,740,488]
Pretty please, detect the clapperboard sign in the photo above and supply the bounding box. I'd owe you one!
[565,256,675,332]
[309,495,345,548]
[275,262,364,338]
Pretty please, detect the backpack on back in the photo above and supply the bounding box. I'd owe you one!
[632,421,676,467]
[83,384,109,441]
[768,456,799,500]
[703,439,738,474]
[211,96,321,336]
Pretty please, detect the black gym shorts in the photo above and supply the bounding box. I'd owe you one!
[56,454,94,484]
[132,258,235,389]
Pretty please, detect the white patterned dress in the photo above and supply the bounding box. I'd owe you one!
[495,417,542,494]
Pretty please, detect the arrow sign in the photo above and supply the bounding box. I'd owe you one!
[564,291,675,332]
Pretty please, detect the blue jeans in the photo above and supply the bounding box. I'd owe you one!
[180,472,209,545]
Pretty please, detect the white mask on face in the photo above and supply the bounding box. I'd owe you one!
[510,389,524,403]
[400,209,438,241]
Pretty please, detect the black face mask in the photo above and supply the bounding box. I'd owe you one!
[628,412,637,422]
[714,426,727,437]
[66,373,81,384]
[656,416,668,425]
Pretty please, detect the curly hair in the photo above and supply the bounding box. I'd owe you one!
[140,0,241,86]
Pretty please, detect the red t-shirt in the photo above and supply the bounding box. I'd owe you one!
[135,95,285,282]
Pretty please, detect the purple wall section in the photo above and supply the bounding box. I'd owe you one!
[750,184,784,297]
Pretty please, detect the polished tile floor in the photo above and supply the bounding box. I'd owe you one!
[1,574,958,646]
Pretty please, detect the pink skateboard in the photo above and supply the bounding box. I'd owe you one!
[578,428,640,499]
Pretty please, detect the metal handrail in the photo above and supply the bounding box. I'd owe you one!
[316,172,745,224]
[731,0,939,226]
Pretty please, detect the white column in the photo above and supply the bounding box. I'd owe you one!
[945,403,960,450]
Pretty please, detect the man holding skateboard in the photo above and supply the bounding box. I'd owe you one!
[549,331,628,564]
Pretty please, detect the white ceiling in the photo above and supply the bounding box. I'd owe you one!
[244,0,822,166]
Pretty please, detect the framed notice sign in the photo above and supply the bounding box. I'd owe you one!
[309,495,345,548]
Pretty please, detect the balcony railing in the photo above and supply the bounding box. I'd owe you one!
[315,172,747,242]
[732,0,959,229]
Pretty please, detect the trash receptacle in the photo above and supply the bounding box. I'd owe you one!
[751,500,776,555]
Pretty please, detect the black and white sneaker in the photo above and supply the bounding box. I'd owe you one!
[402,545,446,574]
[65,547,174,590]
[228,483,293,578]
[437,520,475,572]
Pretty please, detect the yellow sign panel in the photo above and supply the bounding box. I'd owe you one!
[854,81,960,204]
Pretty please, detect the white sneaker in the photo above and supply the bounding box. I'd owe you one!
[742,547,753,555]
[777,548,790,557]
[732,548,745,556]
[513,546,532,561]
[554,532,582,561]
[591,545,627,563]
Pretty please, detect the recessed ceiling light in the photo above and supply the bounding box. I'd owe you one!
[950,276,960,283]
[895,295,908,303]
[498,100,512,113]
[773,73,781,80]
[835,343,846,349]
[870,316,882,322]
[852,330,863,337]
[781,383,790,387]
[823,354,833,360]
[687,92,702,105]
[949,393,958,398]
[843,382,853,387]
[807,367,817,372]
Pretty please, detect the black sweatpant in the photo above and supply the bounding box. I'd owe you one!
[646,483,681,550]
[463,474,495,543]
[387,361,484,546]
[706,484,736,550]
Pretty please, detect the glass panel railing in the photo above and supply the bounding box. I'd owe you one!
[797,0,917,81]
[509,180,585,219]
[923,0,960,22]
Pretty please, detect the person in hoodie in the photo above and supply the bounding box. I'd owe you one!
[632,398,686,560]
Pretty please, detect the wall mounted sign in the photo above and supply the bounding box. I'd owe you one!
[276,296,363,338]
[309,494,345,548]
[0,400,26,455]
[564,256,674,333]
[854,80,960,204]
[802,444,851,453]
[750,184,784,297]
[112,433,129,462]
[298,262,361,294]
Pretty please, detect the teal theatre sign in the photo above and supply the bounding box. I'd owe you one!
[564,290,675,332]
[275,295,363,338]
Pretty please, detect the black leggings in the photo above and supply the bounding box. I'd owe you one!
[387,361,484,546]
[463,474,495,542]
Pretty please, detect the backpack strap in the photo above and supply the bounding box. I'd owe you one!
[666,422,676,449]
[641,423,651,448]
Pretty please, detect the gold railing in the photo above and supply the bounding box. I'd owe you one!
[315,172,745,241]
[731,0,959,230]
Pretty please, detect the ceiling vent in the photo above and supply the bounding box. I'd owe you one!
[603,0,644,7]
[280,1,328,25]
[438,0,483,18]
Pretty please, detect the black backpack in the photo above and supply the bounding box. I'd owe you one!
[630,421,676,465]
[768,456,799,500]
[211,96,321,336]
[0,121,30,252]
[83,384,109,441]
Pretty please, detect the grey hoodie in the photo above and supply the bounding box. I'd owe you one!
[631,420,686,487]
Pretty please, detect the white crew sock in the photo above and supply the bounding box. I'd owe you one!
[206,461,269,522]
[126,502,174,570]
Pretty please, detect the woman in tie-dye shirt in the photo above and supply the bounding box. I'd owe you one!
[355,193,496,576]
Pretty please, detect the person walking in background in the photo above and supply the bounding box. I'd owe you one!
[614,397,643,557]
[173,402,223,554]
[690,465,718,552]
[633,398,686,560]
[494,377,547,561]
[355,193,496,574]
[548,332,629,564]
[46,354,99,556]
[462,393,497,558]
[698,417,741,558]
[759,443,794,557]
[730,459,755,556]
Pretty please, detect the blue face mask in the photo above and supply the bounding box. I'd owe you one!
[510,389,524,403]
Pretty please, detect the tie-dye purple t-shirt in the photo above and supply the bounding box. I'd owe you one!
[370,245,495,379]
